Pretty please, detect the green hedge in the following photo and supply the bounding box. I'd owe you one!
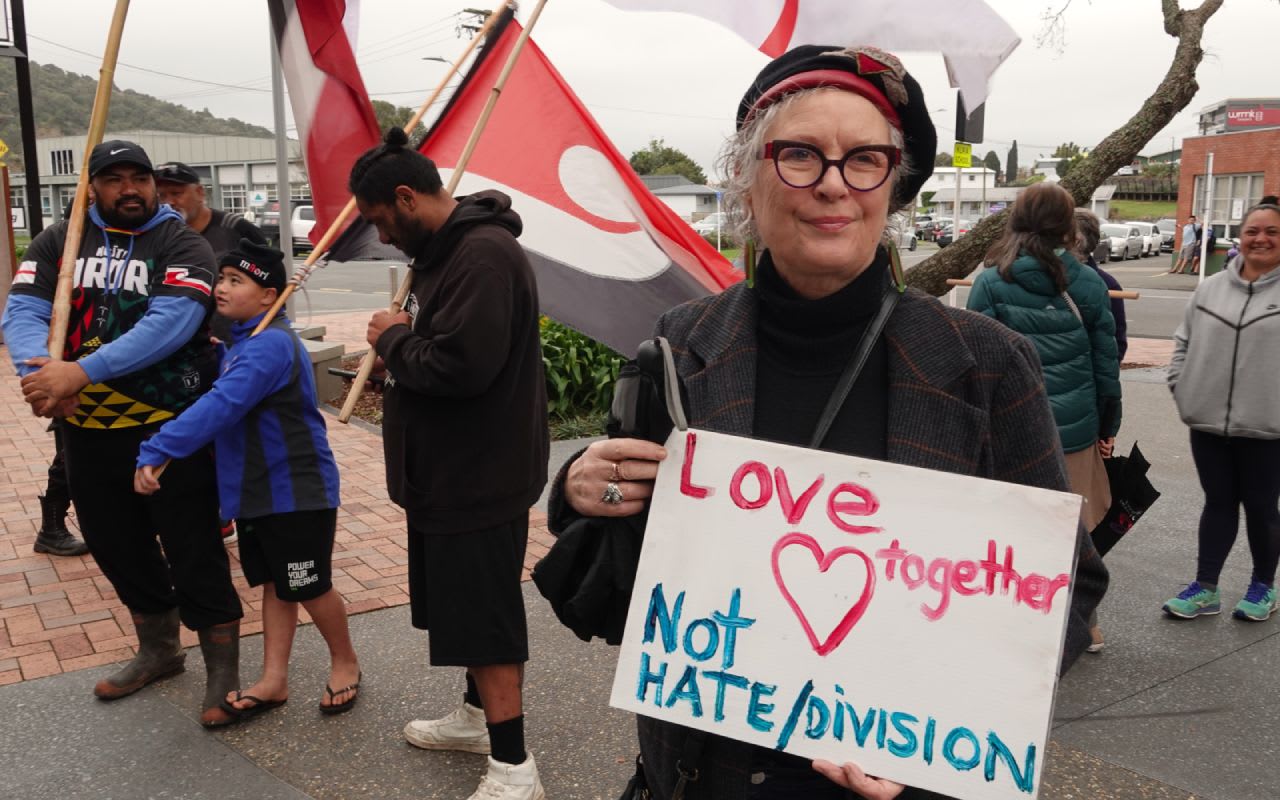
[540,317,624,420]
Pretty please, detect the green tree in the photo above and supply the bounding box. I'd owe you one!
[1052,141,1082,159]
[628,138,707,184]
[934,152,952,167]
[1057,151,1088,179]
[371,100,426,142]
[1005,140,1019,186]
[983,150,1002,183]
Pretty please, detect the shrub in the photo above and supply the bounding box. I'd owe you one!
[540,317,624,420]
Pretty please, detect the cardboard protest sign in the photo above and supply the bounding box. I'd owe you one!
[609,429,1082,800]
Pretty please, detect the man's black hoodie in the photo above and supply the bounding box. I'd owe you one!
[375,190,549,533]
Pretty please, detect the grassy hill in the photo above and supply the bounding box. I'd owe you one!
[0,59,272,158]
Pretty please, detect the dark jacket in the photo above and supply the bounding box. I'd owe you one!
[375,191,549,533]
[549,283,1108,800]
[1087,257,1128,362]
[967,252,1122,453]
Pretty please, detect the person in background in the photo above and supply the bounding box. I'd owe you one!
[1163,202,1280,622]
[1172,214,1199,274]
[1074,209,1128,363]
[968,183,1121,654]
[552,45,1107,800]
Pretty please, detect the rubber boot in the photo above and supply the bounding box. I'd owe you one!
[94,609,186,700]
[197,621,241,727]
[32,492,89,557]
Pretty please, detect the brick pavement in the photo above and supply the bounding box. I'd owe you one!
[0,344,553,687]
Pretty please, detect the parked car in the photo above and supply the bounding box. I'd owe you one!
[912,214,934,239]
[260,202,316,255]
[925,216,953,242]
[887,214,918,251]
[1100,223,1143,260]
[691,211,728,235]
[1123,221,1160,257]
[935,219,973,248]
[1155,218,1177,252]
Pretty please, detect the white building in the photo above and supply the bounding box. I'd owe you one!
[1030,158,1064,182]
[650,182,718,221]
[930,185,1118,222]
[9,129,308,232]
[918,167,997,196]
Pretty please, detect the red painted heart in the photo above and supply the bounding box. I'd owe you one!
[771,533,876,656]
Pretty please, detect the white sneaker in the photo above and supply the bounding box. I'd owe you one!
[404,702,491,753]
[467,755,546,800]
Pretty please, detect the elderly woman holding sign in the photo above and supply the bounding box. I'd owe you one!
[551,46,1107,800]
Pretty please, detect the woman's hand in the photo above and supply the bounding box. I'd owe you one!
[1098,437,1115,459]
[812,760,904,799]
[565,437,667,517]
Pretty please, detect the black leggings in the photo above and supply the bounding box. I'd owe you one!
[1191,430,1280,587]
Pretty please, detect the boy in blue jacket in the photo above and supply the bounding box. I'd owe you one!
[134,240,359,723]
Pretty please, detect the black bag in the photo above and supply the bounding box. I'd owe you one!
[1090,442,1161,557]
[618,756,652,800]
[532,339,681,645]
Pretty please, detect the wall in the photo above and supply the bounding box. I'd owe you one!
[1178,128,1280,246]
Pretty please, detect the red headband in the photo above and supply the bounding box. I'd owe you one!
[745,69,901,128]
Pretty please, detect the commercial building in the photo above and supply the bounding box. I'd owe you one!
[8,129,307,233]
[1177,120,1279,245]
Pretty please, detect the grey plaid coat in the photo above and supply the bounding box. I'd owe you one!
[550,282,1108,800]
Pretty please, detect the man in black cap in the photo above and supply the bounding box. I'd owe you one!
[155,161,267,258]
[1,139,243,726]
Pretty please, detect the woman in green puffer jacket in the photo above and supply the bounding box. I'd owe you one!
[967,182,1122,534]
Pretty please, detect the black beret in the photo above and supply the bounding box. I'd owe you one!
[737,45,936,207]
[219,239,288,292]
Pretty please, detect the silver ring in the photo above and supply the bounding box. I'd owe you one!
[610,461,623,482]
[602,481,624,505]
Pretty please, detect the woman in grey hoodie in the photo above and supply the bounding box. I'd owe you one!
[1164,203,1280,622]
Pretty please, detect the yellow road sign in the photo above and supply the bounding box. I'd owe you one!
[953,141,972,168]
[0,138,9,161]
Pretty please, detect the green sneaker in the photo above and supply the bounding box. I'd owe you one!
[1232,581,1277,622]
[1163,582,1221,618]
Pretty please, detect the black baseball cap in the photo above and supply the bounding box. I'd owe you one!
[154,161,201,185]
[219,239,288,292]
[88,140,154,177]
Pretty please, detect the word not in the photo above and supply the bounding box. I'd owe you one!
[680,432,881,534]
[875,539,1069,620]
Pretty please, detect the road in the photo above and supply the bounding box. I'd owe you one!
[295,246,1193,341]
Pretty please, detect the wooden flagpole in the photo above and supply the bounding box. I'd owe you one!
[47,0,131,362]
[251,3,511,337]
[337,0,550,423]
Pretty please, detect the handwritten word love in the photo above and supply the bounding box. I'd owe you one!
[681,432,881,534]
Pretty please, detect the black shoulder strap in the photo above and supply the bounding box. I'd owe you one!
[670,730,707,800]
[809,287,902,449]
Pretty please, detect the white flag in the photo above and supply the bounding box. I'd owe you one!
[601,0,1019,108]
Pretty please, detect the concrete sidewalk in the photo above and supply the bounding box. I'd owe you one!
[7,341,1278,799]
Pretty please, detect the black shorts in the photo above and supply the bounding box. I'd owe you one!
[238,508,337,602]
[407,512,529,667]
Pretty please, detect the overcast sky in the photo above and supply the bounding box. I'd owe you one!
[19,0,1280,177]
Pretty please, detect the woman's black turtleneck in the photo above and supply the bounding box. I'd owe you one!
[752,248,890,460]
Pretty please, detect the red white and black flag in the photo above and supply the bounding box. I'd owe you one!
[268,0,381,247]
[328,10,740,355]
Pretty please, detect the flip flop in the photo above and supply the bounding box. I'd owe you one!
[320,671,361,715]
[218,692,288,723]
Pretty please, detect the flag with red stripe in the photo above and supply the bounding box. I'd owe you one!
[329,10,740,355]
[268,0,380,247]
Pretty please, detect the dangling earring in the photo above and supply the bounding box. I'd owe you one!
[743,240,758,288]
[888,241,906,293]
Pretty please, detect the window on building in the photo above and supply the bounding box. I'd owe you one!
[221,184,247,214]
[1194,172,1265,238]
[40,190,52,216]
[967,174,975,182]
[291,183,311,203]
[9,186,24,214]
[50,149,75,176]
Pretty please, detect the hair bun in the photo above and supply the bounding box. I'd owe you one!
[383,126,410,149]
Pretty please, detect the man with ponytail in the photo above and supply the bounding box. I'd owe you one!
[350,127,549,800]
